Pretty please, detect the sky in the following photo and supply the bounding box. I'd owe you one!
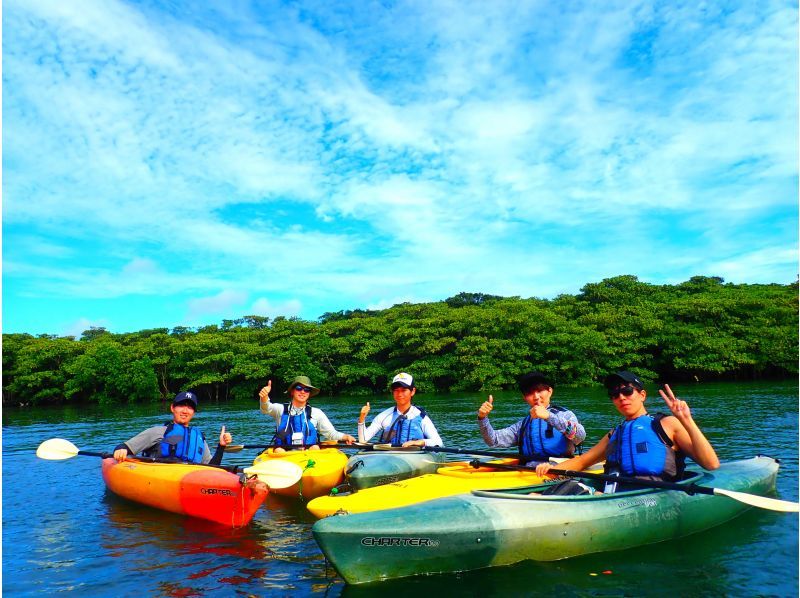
[3,0,798,337]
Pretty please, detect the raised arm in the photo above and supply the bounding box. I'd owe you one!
[659,384,720,470]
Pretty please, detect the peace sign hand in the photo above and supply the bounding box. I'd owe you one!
[659,384,692,424]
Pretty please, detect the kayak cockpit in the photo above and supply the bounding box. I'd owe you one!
[471,470,706,501]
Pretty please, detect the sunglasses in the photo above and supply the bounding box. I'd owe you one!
[608,385,637,399]
[294,385,311,393]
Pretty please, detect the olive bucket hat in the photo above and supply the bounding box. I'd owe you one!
[285,375,320,397]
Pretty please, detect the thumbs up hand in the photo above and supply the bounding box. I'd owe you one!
[359,402,371,424]
[478,395,494,420]
[219,425,232,446]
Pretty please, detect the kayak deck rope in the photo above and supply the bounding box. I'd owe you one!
[298,458,316,501]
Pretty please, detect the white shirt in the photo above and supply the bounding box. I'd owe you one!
[358,404,443,447]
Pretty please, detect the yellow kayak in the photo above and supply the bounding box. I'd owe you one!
[254,448,347,500]
[308,459,553,517]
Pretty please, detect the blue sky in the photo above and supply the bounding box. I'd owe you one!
[3,0,798,337]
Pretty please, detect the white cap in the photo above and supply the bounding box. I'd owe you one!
[391,372,414,389]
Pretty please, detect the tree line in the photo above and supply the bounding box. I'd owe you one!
[3,276,797,407]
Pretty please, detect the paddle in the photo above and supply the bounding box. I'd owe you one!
[424,446,521,460]
[223,441,377,453]
[468,460,800,513]
[36,438,303,490]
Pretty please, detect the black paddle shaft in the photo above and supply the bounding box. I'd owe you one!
[467,460,714,496]
[425,446,520,460]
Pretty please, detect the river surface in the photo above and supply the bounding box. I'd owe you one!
[3,380,798,596]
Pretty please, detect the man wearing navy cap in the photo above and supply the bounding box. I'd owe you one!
[536,371,719,493]
[113,391,232,465]
[477,371,586,466]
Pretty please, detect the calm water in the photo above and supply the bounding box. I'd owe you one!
[3,381,798,596]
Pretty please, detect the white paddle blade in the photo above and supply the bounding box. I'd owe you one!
[714,488,800,512]
[36,438,80,460]
[244,460,303,489]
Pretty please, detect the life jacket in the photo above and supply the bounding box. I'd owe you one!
[274,403,319,447]
[604,413,685,482]
[518,405,573,462]
[159,422,206,463]
[381,406,427,447]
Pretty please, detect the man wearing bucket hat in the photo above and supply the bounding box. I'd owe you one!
[259,375,356,453]
[112,391,233,464]
[535,371,719,493]
[477,371,586,466]
[357,372,444,448]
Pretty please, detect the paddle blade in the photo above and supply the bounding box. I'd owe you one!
[714,488,800,512]
[244,460,303,489]
[223,444,245,453]
[36,438,80,460]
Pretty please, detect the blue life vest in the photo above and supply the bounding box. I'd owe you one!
[381,406,427,447]
[159,422,205,463]
[518,406,572,462]
[605,414,684,481]
[274,404,319,447]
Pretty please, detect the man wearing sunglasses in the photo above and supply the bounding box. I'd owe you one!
[357,372,443,448]
[535,371,719,492]
[259,375,356,453]
[477,371,586,466]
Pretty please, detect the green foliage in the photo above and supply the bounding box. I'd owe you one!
[3,277,797,405]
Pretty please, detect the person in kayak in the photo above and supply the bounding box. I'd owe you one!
[112,391,232,465]
[535,370,720,493]
[259,375,356,452]
[357,372,444,448]
[477,371,586,466]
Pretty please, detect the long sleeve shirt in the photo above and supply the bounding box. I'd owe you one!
[117,424,216,464]
[478,406,585,465]
[260,401,350,442]
[358,405,444,447]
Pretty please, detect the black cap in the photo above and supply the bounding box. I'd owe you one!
[172,391,198,410]
[603,371,644,390]
[518,371,552,393]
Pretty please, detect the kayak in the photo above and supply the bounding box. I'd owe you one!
[312,456,780,584]
[309,458,559,517]
[101,458,268,527]
[253,448,347,500]
[345,449,447,490]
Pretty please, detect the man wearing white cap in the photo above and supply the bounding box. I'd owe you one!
[357,372,444,447]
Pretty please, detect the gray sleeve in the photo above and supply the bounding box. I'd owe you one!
[478,417,523,448]
[123,425,167,456]
[548,409,586,445]
[201,440,213,464]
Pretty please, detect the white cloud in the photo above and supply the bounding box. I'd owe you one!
[250,298,303,319]
[186,289,248,320]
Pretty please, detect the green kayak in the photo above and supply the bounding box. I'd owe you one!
[313,456,780,584]
[346,449,447,490]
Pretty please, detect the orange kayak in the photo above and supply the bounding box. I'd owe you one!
[101,458,268,527]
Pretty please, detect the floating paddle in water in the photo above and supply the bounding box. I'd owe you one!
[468,459,800,513]
[36,438,303,489]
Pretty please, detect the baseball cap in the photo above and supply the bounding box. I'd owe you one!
[603,371,644,390]
[391,372,414,389]
[172,391,198,410]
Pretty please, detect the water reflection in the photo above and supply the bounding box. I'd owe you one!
[3,380,797,596]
